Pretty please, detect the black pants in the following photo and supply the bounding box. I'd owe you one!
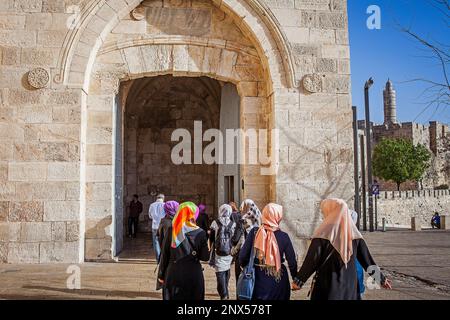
[216,270,230,300]
[128,217,139,237]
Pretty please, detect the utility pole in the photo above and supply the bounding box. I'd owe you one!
[364,78,375,232]
[360,134,367,231]
[352,106,361,230]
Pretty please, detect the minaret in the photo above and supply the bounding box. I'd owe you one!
[383,79,398,126]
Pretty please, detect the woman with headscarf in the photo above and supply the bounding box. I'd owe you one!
[157,202,209,300]
[209,204,236,300]
[156,201,179,295]
[239,203,297,300]
[230,199,262,288]
[292,198,392,300]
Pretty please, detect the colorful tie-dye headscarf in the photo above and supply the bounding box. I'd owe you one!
[164,201,179,217]
[171,202,199,248]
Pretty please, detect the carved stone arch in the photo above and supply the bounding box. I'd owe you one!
[54,0,296,91]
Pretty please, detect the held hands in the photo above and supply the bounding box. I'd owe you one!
[382,278,393,290]
[158,278,164,284]
[291,282,301,291]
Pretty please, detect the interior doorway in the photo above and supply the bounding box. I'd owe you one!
[112,75,240,260]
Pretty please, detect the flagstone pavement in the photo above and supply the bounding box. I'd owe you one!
[1,230,449,300]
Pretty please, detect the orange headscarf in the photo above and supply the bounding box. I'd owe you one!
[254,203,283,279]
[313,198,362,266]
[171,202,199,248]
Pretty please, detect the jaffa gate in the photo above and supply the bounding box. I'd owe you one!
[0,0,353,265]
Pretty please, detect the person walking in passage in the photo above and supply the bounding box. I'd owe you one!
[231,199,262,286]
[127,194,143,239]
[292,198,392,300]
[196,204,210,239]
[229,201,240,224]
[209,204,236,300]
[149,194,165,262]
[156,200,179,296]
[239,203,297,300]
[158,202,209,300]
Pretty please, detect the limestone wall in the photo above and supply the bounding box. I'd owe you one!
[376,190,450,228]
[1,0,354,263]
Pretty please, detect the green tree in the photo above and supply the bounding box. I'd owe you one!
[372,138,431,190]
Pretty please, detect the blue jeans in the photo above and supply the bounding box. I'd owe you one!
[152,228,160,262]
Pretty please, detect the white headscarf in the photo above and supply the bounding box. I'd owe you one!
[218,204,232,226]
[240,199,261,230]
[313,199,362,266]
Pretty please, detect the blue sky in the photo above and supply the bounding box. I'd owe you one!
[348,0,449,124]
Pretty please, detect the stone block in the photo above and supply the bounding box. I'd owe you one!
[15,105,53,124]
[65,182,80,200]
[21,48,59,67]
[86,144,112,165]
[8,201,44,222]
[15,182,66,201]
[0,144,13,161]
[51,221,66,241]
[37,30,66,47]
[44,201,79,222]
[86,165,112,182]
[86,183,112,201]
[47,162,79,181]
[39,241,78,263]
[0,14,26,30]
[41,0,65,13]
[0,46,21,65]
[6,89,43,105]
[0,182,15,200]
[441,216,449,230]
[20,222,52,242]
[0,201,8,221]
[8,162,47,181]
[411,217,421,231]
[0,30,36,47]
[0,123,25,141]
[86,201,112,219]
[0,243,7,263]
[13,0,42,12]
[85,238,112,261]
[8,242,40,263]
[66,221,79,242]
[87,111,113,128]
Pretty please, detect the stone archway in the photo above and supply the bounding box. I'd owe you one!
[79,0,282,261]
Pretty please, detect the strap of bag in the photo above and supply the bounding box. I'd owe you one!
[247,232,256,270]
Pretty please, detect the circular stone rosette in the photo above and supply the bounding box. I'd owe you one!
[28,68,50,89]
[302,74,322,93]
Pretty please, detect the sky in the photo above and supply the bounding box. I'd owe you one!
[347,0,449,125]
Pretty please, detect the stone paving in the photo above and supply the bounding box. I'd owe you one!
[0,230,449,300]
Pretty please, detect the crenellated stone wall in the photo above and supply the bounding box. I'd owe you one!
[376,190,450,228]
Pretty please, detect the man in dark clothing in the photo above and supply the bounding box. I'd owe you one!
[431,212,441,229]
[196,204,210,239]
[128,194,143,238]
[229,201,240,224]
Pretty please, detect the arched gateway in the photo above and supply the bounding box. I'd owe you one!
[61,0,295,262]
[0,0,354,264]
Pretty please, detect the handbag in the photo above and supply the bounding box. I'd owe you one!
[236,237,256,300]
